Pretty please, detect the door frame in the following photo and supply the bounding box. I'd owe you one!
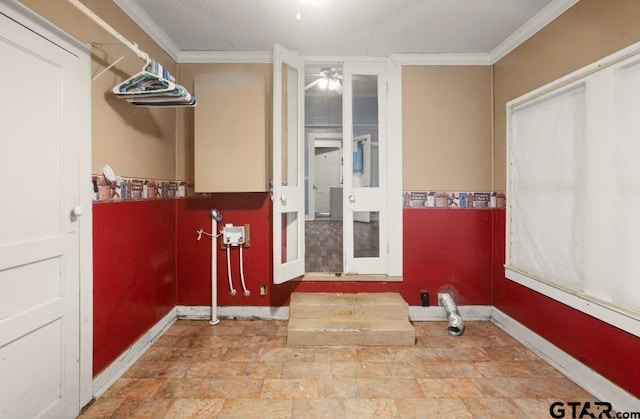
[0,0,93,411]
[299,57,403,279]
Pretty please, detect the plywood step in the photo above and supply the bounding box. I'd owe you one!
[287,318,415,346]
[289,292,409,320]
[287,292,415,346]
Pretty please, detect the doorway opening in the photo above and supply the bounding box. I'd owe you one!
[272,45,400,284]
[304,64,343,274]
[304,63,382,276]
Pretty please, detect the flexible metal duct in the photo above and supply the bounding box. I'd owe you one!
[439,293,464,336]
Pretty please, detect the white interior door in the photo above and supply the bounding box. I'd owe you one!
[307,133,344,221]
[0,4,88,418]
[273,44,305,283]
[343,62,388,274]
[313,139,342,217]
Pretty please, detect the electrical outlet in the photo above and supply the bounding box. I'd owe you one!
[259,284,267,296]
[419,290,429,307]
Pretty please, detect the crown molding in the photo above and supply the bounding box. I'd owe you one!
[113,0,180,61]
[115,0,579,66]
[389,53,492,66]
[177,53,389,65]
[490,0,580,63]
[176,50,272,64]
[303,55,388,63]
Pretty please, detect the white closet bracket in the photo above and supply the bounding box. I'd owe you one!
[91,50,131,81]
[68,0,149,63]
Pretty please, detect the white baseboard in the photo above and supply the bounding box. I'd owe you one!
[490,307,640,413]
[409,305,491,321]
[176,305,289,321]
[92,307,177,397]
[177,305,491,322]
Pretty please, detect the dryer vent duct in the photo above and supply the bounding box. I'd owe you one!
[439,293,464,336]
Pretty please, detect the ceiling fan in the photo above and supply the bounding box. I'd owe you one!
[305,68,343,93]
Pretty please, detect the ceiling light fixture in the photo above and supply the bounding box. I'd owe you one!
[321,69,342,92]
[305,68,343,93]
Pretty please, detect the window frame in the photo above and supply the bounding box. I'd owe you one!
[505,41,640,339]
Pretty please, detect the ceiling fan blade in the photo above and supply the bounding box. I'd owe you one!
[305,78,323,91]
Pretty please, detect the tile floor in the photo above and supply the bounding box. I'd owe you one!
[78,319,595,418]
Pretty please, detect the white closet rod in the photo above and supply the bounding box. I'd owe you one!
[67,0,149,63]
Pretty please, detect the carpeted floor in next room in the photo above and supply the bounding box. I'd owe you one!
[78,319,595,418]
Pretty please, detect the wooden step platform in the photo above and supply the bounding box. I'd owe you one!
[287,292,415,346]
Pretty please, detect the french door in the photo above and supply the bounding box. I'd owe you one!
[272,44,305,284]
[273,51,390,281]
[342,62,388,274]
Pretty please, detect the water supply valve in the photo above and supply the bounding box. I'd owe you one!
[222,224,245,247]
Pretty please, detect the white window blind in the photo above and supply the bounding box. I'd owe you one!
[506,44,640,337]
[510,85,585,291]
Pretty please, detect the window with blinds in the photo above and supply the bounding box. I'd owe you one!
[506,44,640,338]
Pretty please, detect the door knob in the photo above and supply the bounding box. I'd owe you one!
[280,195,287,204]
[348,195,355,203]
[70,205,84,221]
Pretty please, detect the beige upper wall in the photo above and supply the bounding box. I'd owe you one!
[493,0,640,190]
[402,66,492,191]
[20,0,178,180]
[28,0,632,189]
[177,63,272,186]
[180,63,492,189]
[15,1,495,189]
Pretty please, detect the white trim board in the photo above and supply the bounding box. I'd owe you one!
[177,52,493,66]
[176,51,272,64]
[389,53,492,66]
[506,268,640,338]
[92,308,177,398]
[409,305,491,321]
[178,305,490,322]
[176,305,290,321]
[112,0,180,61]
[489,0,580,63]
[491,307,639,413]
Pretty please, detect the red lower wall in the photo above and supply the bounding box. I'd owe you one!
[92,195,639,399]
[93,200,176,375]
[176,194,272,307]
[175,196,493,307]
[401,208,492,306]
[491,211,640,399]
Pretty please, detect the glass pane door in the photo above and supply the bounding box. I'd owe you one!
[273,45,305,283]
[343,62,387,274]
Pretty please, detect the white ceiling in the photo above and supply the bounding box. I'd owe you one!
[113,0,579,63]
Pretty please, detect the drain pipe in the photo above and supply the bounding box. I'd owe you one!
[209,209,223,325]
[439,293,464,336]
